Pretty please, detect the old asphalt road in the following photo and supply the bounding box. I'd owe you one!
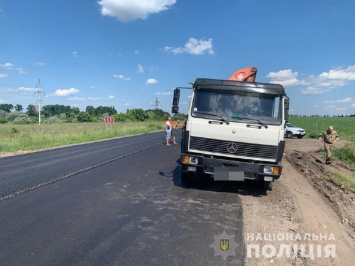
[0,130,248,265]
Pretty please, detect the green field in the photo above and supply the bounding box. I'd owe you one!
[0,122,165,153]
[288,117,355,141]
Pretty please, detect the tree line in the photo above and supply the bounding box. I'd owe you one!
[0,104,186,124]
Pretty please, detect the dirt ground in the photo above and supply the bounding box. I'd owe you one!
[241,138,355,266]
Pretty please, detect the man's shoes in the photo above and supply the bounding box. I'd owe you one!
[326,158,331,164]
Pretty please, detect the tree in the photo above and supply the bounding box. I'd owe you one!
[77,112,93,122]
[0,104,14,112]
[26,104,37,116]
[14,104,23,112]
[86,105,95,116]
[94,106,117,116]
[127,108,149,121]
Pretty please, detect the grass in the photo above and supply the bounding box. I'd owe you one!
[333,143,355,165]
[324,171,355,193]
[288,116,355,141]
[0,122,165,153]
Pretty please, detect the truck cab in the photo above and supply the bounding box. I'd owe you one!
[172,78,289,191]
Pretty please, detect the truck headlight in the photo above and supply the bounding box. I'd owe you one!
[189,157,198,165]
[182,155,199,165]
[263,166,280,175]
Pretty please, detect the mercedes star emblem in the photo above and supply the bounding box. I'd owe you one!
[227,142,238,154]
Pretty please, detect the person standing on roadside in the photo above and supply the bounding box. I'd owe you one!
[171,120,180,144]
[319,125,339,164]
[165,116,172,146]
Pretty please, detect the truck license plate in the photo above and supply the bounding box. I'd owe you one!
[214,167,245,181]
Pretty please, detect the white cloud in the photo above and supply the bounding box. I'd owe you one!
[0,62,14,69]
[88,97,102,101]
[164,38,214,55]
[18,87,36,92]
[35,62,46,66]
[108,95,115,99]
[351,103,355,109]
[98,0,176,22]
[55,88,79,96]
[335,108,346,111]
[320,65,355,80]
[72,51,79,58]
[69,97,86,102]
[17,68,27,74]
[267,69,300,87]
[301,86,331,95]
[134,50,140,55]
[146,78,158,84]
[0,73,8,78]
[268,65,355,95]
[137,64,144,73]
[326,105,336,108]
[68,96,102,102]
[155,92,171,95]
[125,102,131,106]
[114,74,131,80]
[324,97,352,104]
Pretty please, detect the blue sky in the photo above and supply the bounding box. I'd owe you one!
[0,0,354,115]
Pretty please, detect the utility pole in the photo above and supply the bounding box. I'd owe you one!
[34,79,45,125]
[152,97,162,110]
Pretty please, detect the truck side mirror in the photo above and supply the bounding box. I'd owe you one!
[284,98,290,122]
[172,88,180,105]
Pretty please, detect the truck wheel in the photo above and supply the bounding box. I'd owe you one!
[181,170,192,183]
[297,135,303,139]
[262,181,273,191]
[286,131,293,138]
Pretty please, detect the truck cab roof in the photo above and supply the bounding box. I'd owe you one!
[193,78,286,96]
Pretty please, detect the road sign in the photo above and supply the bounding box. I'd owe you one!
[104,116,115,123]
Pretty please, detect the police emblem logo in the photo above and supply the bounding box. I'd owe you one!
[220,239,229,251]
[210,231,238,260]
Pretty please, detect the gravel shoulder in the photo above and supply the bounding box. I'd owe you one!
[241,138,355,266]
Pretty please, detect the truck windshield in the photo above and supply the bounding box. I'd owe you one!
[191,89,282,125]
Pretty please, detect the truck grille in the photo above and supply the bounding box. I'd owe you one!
[189,136,277,159]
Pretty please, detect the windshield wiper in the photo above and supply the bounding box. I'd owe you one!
[194,111,229,125]
[247,118,268,128]
[231,116,268,128]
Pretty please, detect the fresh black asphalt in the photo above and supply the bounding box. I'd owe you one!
[0,130,247,265]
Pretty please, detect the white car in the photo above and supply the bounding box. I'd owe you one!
[284,123,306,139]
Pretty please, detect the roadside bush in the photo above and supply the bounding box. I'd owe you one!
[77,112,93,122]
[5,111,32,124]
[13,116,32,124]
[333,142,355,165]
[0,110,7,123]
[45,117,63,123]
[308,132,318,139]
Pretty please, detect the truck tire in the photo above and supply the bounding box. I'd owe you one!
[181,170,192,183]
[262,181,273,191]
[286,131,293,138]
[297,135,303,139]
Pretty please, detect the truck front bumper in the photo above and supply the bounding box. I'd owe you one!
[180,153,282,181]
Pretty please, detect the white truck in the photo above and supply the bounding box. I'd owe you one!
[172,67,289,191]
